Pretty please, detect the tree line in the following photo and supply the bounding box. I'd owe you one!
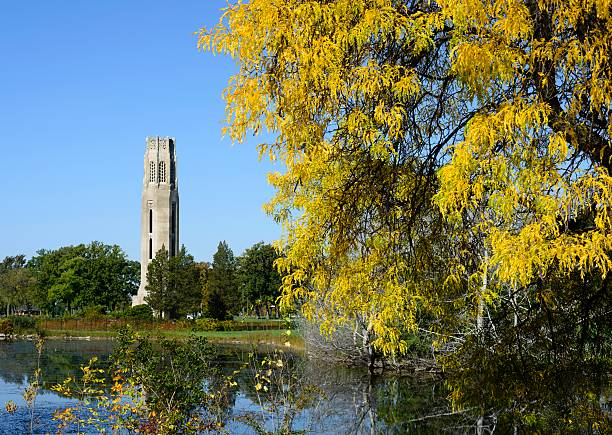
[0,242,138,316]
[0,240,282,320]
[145,241,282,320]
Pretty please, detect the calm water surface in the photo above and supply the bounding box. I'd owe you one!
[0,339,462,434]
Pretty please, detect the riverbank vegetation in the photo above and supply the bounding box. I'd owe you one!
[0,316,302,348]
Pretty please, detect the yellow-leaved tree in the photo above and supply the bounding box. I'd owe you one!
[200,1,611,427]
[199,0,611,363]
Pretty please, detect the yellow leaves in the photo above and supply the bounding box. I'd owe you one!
[201,0,612,355]
[4,400,17,415]
[491,0,533,42]
[452,41,521,94]
[491,224,612,287]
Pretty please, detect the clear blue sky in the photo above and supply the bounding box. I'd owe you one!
[0,0,280,262]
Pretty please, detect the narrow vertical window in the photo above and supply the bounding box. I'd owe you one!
[149,209,153,234]
[171,203,176,234]
[170,202,176,257]
[149,161,156,182]
[170,161,175,187]
[149,238,153,259]
[159,161,166,183]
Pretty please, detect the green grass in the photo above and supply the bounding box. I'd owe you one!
[42,327,304,349]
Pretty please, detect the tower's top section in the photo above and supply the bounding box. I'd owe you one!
[144,136,177,189]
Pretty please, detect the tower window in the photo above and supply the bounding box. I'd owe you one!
[149,161,156,182]
[149,238,153,259]
[170,161,175,187]
[171,202,176,234]
[159,161,166,183]
[171,202,176,257]
[149,209,153,234]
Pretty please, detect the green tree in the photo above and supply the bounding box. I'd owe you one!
[237,242,282,317]
[145,246,170,318]
[0,258,38,316]
[48,256,86,314]
[0,255,26,272]
[205,241,237,319]
[170,246,201,318]
[145,245,201,319]
[29,242,138,314]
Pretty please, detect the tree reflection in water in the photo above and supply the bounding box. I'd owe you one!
[0,339,609,433]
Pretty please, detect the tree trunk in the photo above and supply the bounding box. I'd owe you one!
[477,254,488,331]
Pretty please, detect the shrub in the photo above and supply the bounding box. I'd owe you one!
[8,315,36,332]
[193,318,222,331]
[0,319,14,335]
[122,304,154,321]
[81,305,106,319]
[192,318,292,332]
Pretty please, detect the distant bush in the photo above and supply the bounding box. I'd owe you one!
[193,318,293,332]
[122,304,154,321]
[8,315,36,332]
[81,305,106,319]
[0,319,14,335]
[193,318,224,331]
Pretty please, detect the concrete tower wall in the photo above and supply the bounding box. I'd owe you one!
[133,136,179,306]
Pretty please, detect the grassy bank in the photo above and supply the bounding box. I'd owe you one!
[41,327,303,349]
[1,316,303,350]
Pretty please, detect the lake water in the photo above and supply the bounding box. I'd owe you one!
[0,338,467,434]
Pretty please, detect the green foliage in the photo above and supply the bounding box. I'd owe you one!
[80,305,106,319]
[193,317,226,331]
[236,242,282,317]
[169,246,202,317]
[203,286,230,320]
[145,245,201,319]
[43,327,322,433]
[7,315,36,332]
[28,242,139,314]
[110,328,219,428]
[145,246,170,316]
[192,318,292,332]
[50,327,235,433]
[204,241,237,319]
[122,304,154,320]
[0,255,26,271]
[0,256,39,316]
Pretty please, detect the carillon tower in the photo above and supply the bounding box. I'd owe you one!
[133,136,179,306]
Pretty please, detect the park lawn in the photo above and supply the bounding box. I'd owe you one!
[42,327,303,349]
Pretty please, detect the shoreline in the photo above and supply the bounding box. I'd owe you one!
[0,329,305,352]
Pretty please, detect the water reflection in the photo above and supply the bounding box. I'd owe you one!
[0,339,462,433]
[0,339,606,433]
[0,339,115,434]
[0,339,115,387]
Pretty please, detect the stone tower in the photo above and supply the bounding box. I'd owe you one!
[133,136,179,306]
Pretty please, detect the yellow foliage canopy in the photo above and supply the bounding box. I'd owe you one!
[199,0,612,354]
